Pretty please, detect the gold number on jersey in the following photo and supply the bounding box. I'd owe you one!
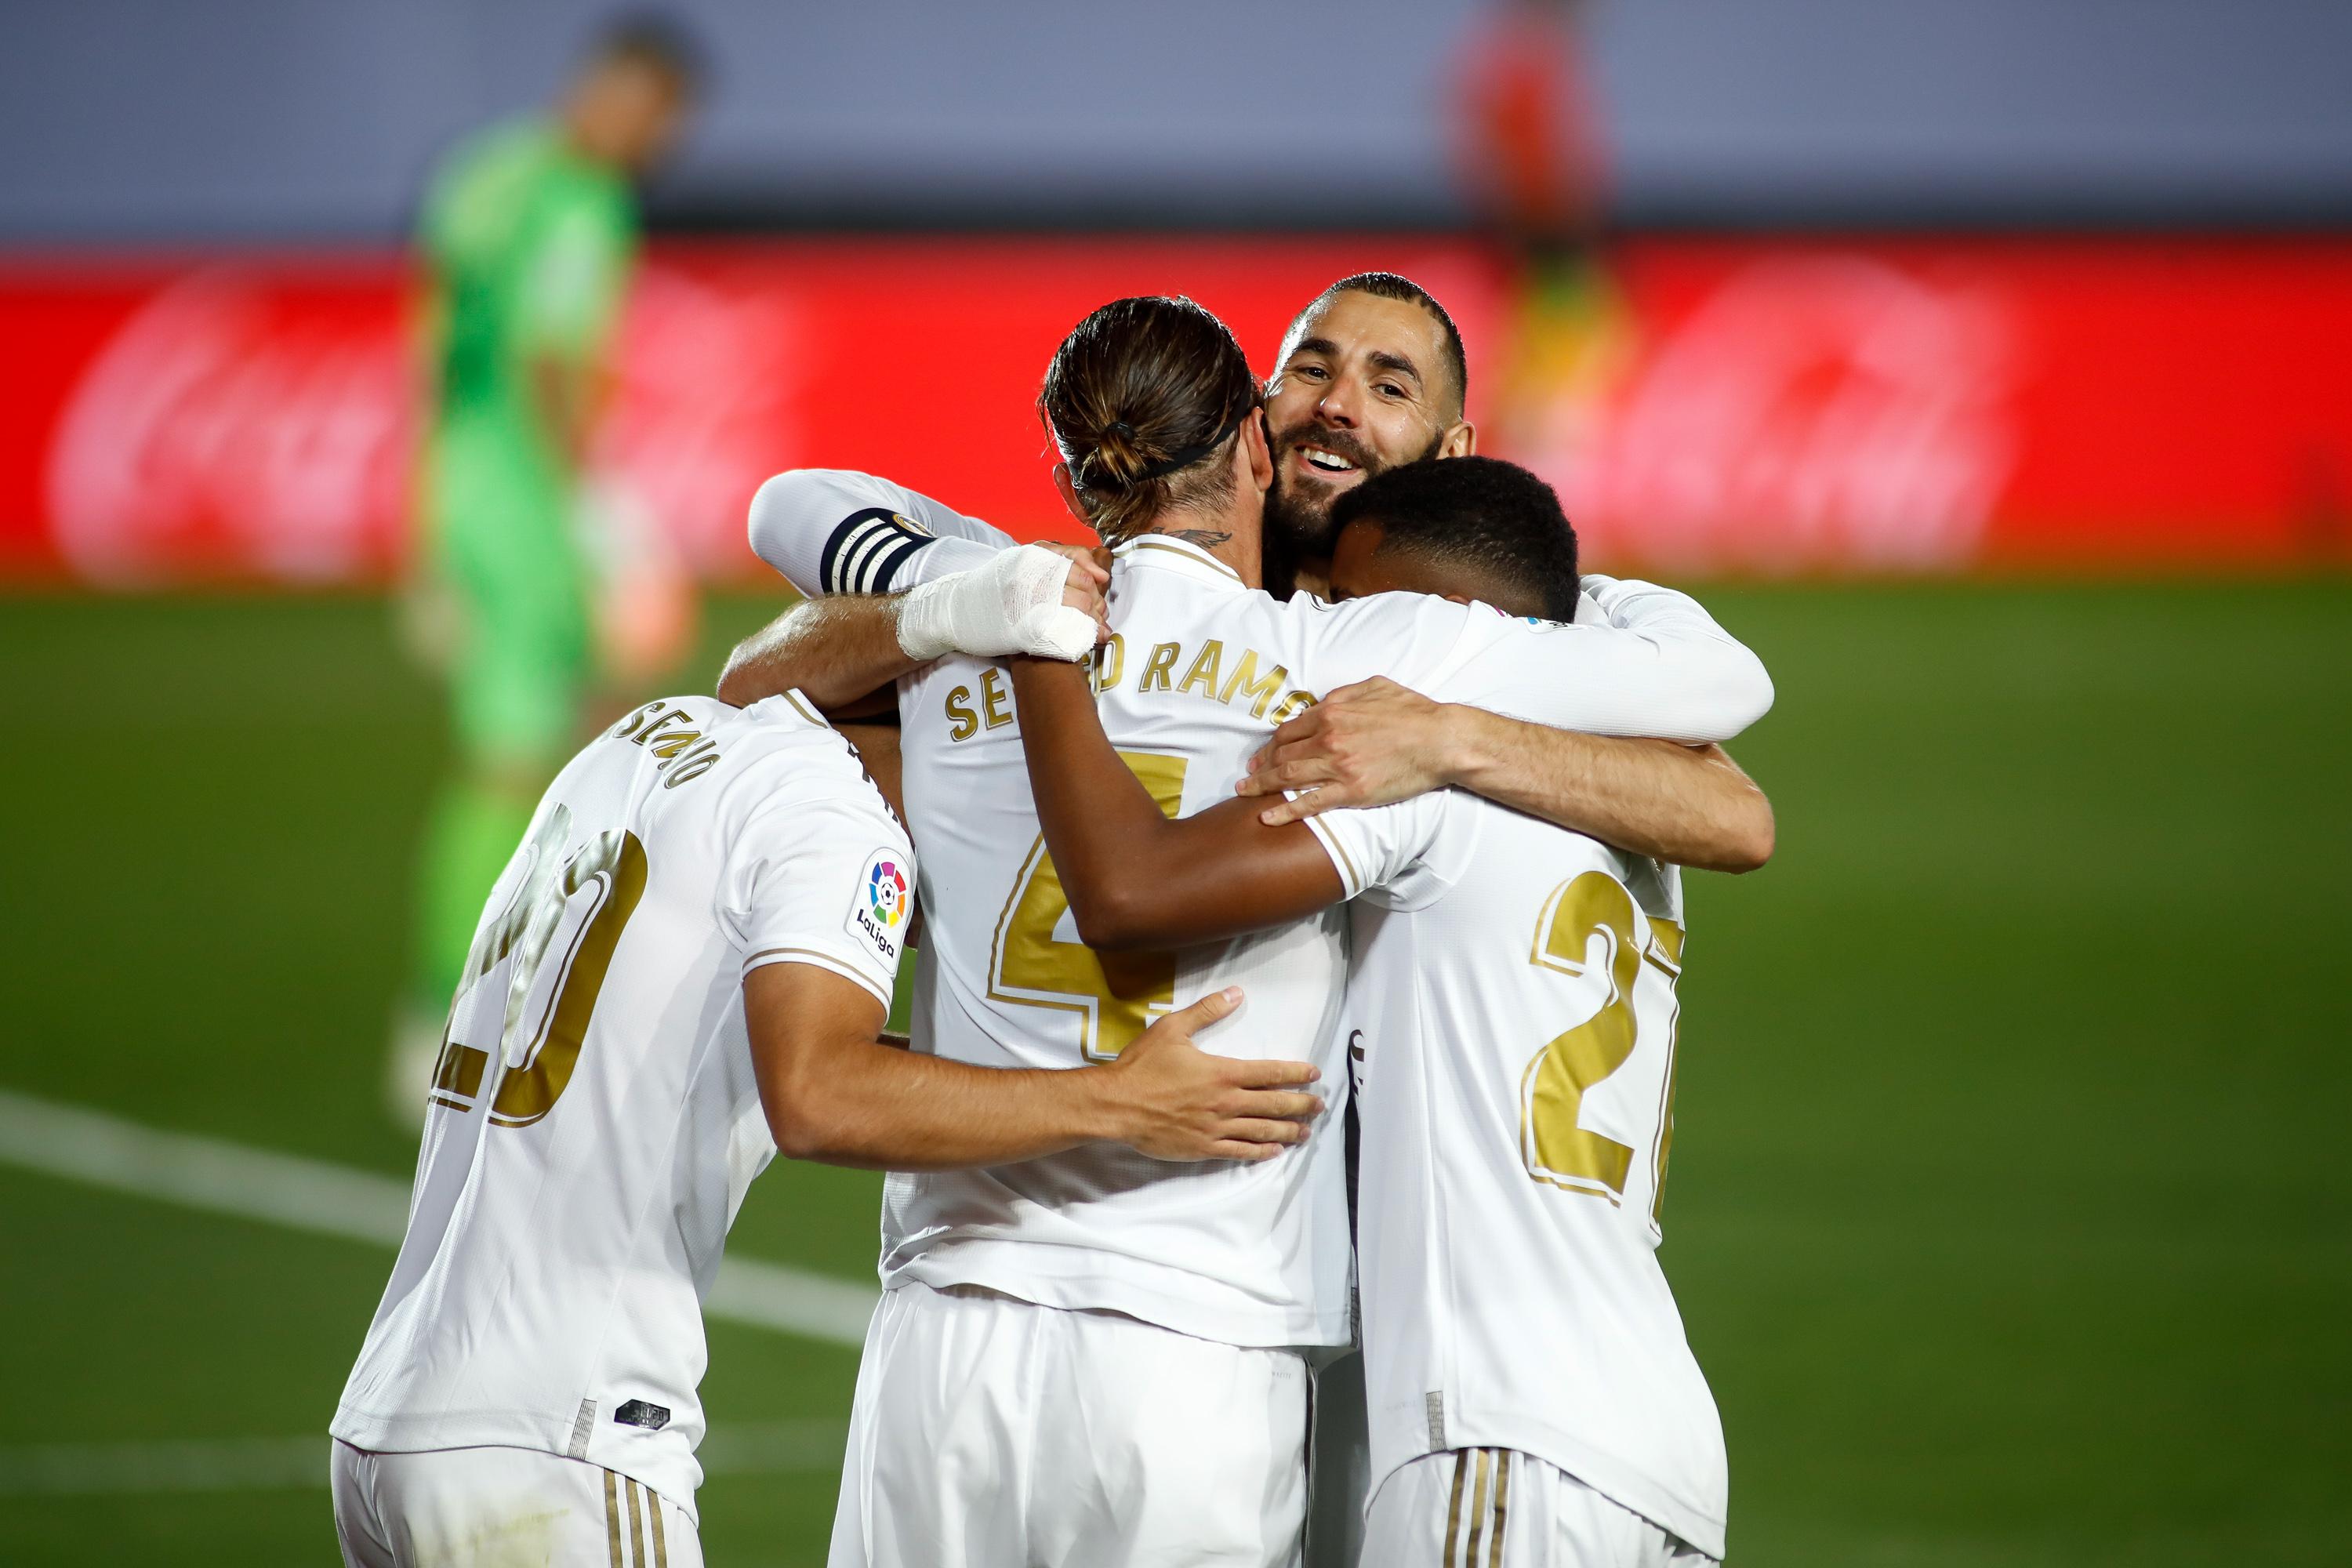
[988,751,1187,1061]
[488,827,648,1126]
[427,810,648,1127]
[1519,872,1685,1208]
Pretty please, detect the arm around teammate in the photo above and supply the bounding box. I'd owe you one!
[746,973,1322,1169]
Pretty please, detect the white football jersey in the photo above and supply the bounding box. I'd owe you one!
[827,473,1771,1350]
[332,693,914,1517]
[1315,793,1728,1559]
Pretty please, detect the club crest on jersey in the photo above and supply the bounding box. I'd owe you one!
[849,849,910,964]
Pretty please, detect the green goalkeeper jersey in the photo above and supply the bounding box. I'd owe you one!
[421,118,634,454]
[414,119,637,766]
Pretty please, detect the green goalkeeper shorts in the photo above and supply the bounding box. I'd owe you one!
[424,422,592,768]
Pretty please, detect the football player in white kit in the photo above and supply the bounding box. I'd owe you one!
[717,295,1771,1566]
[329,676,1330,1568]
[1006,455,1748,1566]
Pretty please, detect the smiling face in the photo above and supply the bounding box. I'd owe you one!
[1261,290,1475,575]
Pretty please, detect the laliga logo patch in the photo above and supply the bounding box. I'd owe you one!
[868,860,909,927]
[849,849,910,963]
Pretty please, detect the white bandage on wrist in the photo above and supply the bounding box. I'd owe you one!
[895,544,1098,662]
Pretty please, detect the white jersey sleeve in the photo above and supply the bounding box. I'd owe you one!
[1301,789,1453,909]
[718,751,916,1008]
[1284,579,1769,906]
[1302,579,1773,746]
[747,468,1017,596]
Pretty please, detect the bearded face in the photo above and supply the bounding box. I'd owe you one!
[1264,416,1442,564]
[1259,289,1466,594]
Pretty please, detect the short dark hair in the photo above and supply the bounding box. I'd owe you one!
[592,12,707,90]
[1330,456,1579,621]
[1291,271,1468,414]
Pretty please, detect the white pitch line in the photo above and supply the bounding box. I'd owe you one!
[0,1420,851,1497]
[0,1088,877,1348]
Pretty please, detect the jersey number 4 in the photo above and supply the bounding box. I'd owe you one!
[1521,870,1685,1222]
[429,808,648,1126]
[987,752,1187,1062]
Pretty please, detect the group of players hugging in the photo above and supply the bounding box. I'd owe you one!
[333,270,1778,1568]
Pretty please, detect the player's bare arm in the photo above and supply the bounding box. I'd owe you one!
[746,965,1322,1167]
[1008,656,1347,952]
[1236,676,1775,873]
[717,593,908,714]
[716,543,1109,713]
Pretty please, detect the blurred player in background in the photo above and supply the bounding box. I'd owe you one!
[1454,0,1638,472]
[391,16,704,1119]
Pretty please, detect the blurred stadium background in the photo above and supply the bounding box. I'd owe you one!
[2,2,2348,1564]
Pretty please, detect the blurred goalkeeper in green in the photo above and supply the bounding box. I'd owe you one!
[394,17,702,1117]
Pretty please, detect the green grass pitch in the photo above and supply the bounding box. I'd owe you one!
[2,581,2346,1565]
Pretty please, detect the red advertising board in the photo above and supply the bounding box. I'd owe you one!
[3,236,2347,585]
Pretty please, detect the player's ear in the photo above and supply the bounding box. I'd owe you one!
[1439,419,1477,459]
[1242,407,1273,495]
[1051,463,1092,531]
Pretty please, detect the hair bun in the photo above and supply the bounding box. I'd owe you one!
[1088,417,1151,488]
[1038,293,1258,537]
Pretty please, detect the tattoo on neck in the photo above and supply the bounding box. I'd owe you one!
[1166,528,1232,550]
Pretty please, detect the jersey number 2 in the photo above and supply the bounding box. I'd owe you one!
[1520,869,1685,1220]
[987,752,1187,1062]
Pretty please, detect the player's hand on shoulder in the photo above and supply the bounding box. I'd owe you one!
[1098,988,1323,1163]
[1033,541,1113,645]
[1236,677,1459,826]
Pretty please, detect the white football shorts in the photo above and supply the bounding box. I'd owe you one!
[828,1281,1310,1568]
[1361,1448,1716,1568]
[331,1439,701,1568]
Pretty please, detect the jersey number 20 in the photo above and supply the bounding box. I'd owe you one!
[430,808,648,1127]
